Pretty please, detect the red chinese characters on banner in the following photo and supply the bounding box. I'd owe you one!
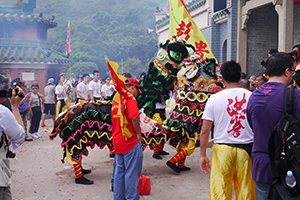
[195,41,210,58]
[176,21,192,42]
[226,93,247,138]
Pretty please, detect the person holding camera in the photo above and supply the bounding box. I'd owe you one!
[292,44,300,71]
[0,77,26,200]
[28,84,45,139]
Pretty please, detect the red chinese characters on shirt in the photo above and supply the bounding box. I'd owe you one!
[176,21,192,42]
[226,93,247,138]
[195,41,210,58]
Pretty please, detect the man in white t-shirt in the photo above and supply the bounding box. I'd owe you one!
[200,61,255,199]
[0,77,25,199]
[89,70,102,102]
[77,74,90,104]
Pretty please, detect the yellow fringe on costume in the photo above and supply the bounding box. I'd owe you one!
[210,144,256,200]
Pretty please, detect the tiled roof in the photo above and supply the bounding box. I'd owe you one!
[0,46,70,64]
[0,13,57,28]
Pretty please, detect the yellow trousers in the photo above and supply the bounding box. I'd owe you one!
[177,138,195,156]
[78,99,87,105]
[210,144,256,200]
[55,100,71,120]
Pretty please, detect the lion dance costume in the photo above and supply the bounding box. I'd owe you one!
[49,37,191,184]
[149,56,223,173]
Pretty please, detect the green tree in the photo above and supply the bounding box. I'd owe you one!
[0,0,169,76]
[118,57,147,77]
[63,61,98,76]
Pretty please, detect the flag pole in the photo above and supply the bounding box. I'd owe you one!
[66,20,71,78]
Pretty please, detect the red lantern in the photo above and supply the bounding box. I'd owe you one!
[295,0,300,5]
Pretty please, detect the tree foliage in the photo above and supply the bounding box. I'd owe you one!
[27,0,169,78]
[63,61,98,76]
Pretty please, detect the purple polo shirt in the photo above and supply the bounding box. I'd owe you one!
[247,82,300,184]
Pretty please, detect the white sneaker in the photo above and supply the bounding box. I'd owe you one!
[31,132,42,139]
[30,133,38,139]
[35,133,42,138]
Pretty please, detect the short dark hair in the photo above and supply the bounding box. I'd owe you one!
[31,84,39,89]
[294,71,300,86]
[82,74,90,78]
[123,73,132,78]
[140,72,146,78]
[220,60,241,83]
[265,52,294,77]
[93,70,99,75]
[105,76,111,80]
[239,79,250,89]
[293,44,300,50]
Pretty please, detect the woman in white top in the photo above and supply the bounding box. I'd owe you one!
[101,76,115,101]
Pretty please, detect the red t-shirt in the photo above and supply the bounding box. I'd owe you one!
[111,98,140,154]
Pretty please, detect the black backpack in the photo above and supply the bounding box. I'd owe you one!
[268,85,300,198]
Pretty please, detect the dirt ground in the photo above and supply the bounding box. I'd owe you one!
[10,118,212,200]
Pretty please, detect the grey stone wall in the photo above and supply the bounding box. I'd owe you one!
[247,4,278,77]
[202,27,212,49]
[210,20,221,62]
[230,0,238,61]
[207,3,238,66]
[294,5,300,46]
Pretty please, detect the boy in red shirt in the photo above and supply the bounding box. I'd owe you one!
[111,78,143,200]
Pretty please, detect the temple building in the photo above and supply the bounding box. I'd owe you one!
[155,0,300,76]
[0,0,70,94]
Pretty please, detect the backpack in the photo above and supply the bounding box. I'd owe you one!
[268,85,300,198]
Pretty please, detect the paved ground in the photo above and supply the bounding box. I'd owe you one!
[10,118,212,200]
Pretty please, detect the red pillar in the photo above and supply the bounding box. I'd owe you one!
[37,68,46,95]
[11,68,18,82]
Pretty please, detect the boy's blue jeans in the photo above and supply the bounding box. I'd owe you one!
[113,141,143,200]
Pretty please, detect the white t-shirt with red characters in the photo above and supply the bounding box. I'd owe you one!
[202,88,253,144]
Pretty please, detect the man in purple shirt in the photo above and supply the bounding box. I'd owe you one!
[247,52,300,199]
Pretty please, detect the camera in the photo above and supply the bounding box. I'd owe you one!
[0,86,24,98]
[4,145,16,158]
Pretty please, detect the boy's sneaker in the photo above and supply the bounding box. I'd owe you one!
[30,133,38,139]
[41,123,46,127]
[35,133,42,138]
[31,132,42,139]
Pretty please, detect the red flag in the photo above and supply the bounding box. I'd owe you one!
[66,20,71,55]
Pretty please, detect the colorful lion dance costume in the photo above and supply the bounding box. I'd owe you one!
[147,56,223,173]
[49,37,191,184]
